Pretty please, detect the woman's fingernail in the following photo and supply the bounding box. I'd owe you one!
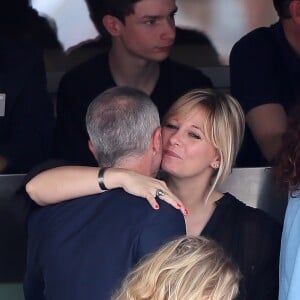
[154,204,160,210]
[184,209,189,215]
[177,203,182,208]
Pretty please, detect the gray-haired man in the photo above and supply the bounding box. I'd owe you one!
[24,86,186,300]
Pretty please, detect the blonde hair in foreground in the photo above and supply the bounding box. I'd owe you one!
[162,89,245,200]
[112,236,240,300]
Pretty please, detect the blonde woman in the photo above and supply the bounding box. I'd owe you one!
[113,236,240,300]
[26,89,282,299]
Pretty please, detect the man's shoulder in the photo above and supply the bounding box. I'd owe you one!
[97,189,185,231]
[108,190,183,218]
[162,59,208,77]
[31,188,179,216]
[161,59,212,87]
[28,189,185,230]
[114,192,186,257]
[229,23,281,88]
[28,189,186,264]
[231,25,276,55]
[59,52,109,85]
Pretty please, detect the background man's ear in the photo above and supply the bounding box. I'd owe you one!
[88,140,97,160]
[102,15,122,36]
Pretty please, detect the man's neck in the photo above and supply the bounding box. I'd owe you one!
[108,46,160,95]
[282,19,300,57]
[116,155,153,177]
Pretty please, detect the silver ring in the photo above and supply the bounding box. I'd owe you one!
[155,189,165,198]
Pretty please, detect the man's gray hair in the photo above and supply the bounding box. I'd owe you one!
[86,86,160,167]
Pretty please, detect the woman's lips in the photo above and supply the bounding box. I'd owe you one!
[163,149,182,159]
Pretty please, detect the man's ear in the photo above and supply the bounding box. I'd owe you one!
[152,127,162,155]
[290,0,300,24]
[102,15,122,36]
[88,140,98,161]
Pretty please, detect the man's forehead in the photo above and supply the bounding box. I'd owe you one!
[131,0,177,17]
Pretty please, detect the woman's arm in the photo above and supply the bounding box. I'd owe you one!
[26,166,99,205]
[26,166,186,214]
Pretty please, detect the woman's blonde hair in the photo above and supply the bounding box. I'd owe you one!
[162,89,245,199]
[112,236,240,300]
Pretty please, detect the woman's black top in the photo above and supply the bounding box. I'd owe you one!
[202,193,282,300]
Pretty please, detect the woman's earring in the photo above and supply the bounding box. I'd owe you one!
[212,163,219,169]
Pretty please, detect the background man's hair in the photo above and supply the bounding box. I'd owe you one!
[85,0,142,36]
[273,0,293,19]
[86,86,160,167]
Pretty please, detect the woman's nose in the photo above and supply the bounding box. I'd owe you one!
[168,131,181,146]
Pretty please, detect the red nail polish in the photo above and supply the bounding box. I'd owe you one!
[177,203,182,208]
[184,209,189,215]
[155,204,160,210]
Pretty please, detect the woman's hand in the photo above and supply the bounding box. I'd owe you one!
[26,165,188,215]
[105,168,188,215]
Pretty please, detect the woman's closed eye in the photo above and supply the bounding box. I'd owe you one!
[164,123,178,130]
[189,132,201,139]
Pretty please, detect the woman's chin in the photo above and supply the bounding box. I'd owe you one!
[161,163,179,177]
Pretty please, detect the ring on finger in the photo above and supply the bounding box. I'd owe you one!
[155,189,165,198]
